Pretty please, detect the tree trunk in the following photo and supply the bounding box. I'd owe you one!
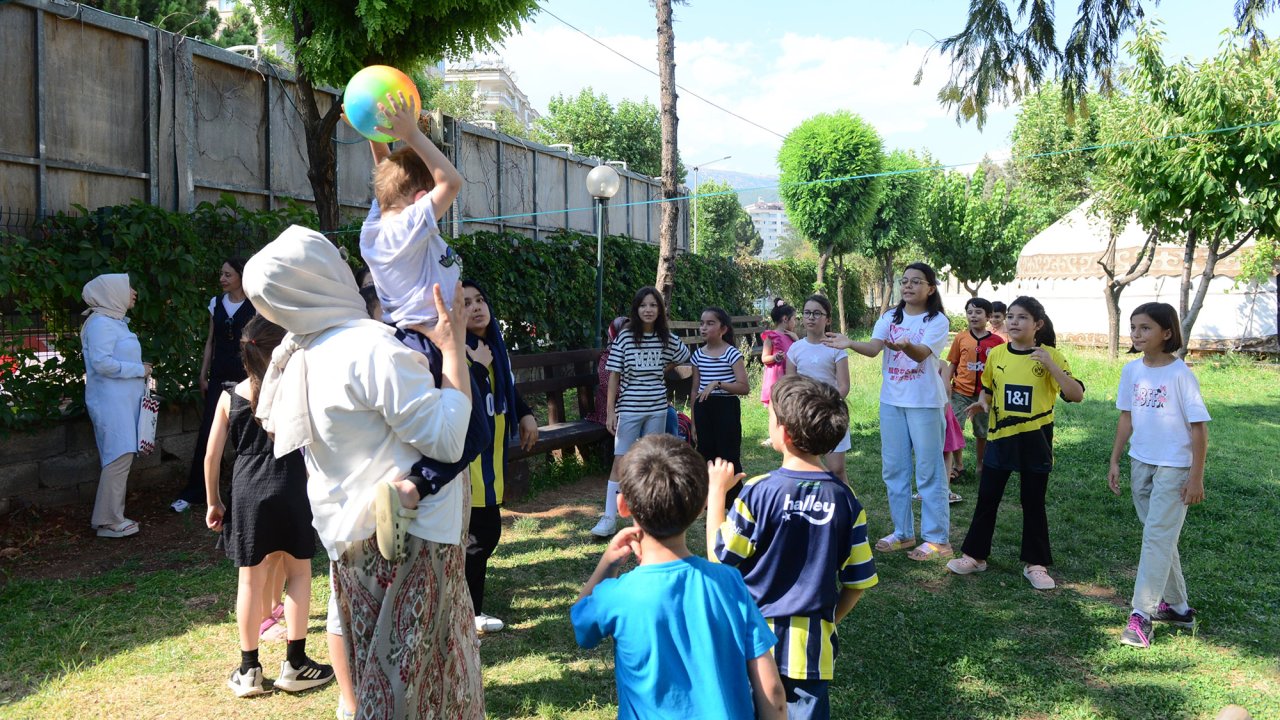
[1179,236,1222,357]
[291,10,343,232]
[962,280,979,297]
[1178,230,1196,324]
[836,253,847,334]
[816,244,833,290]
[653,0,680,306]
[1098,229,1157,358]
[878,252,894,315]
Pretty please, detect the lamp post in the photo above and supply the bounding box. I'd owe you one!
[690,155,731,254]
[586,164,621,348]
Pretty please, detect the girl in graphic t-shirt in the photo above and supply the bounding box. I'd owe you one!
[1107,302,1209,649]
[785,294,851,484]
[945,296,1084,591]
[592,287,691,538]
[824,262,953,562]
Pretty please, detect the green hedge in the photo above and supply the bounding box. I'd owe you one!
[0,198,862,429]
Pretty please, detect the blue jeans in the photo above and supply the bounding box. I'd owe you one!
[782,677,830,720]
[880,404,949,544]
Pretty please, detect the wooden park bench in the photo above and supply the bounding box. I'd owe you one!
[668,314,769,358]
[503,347,612,501]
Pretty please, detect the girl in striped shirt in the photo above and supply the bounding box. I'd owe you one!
[691,307,749,501]
[592,287,691,537]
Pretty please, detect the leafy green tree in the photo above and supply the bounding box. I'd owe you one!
[212,4,259,49]
[694,180,761,259]
[777,111,885,289]
[1010,83,1105,231]
[252,0,540,230]
[87,0,220,39]
[925,0,1276,126]
[1097,23,1280,354]
[533,88,680,181]
[858,149,929,313]
[774,231,818,263]
[919,167,1032,295]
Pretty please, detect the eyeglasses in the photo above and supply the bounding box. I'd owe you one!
[801,310,827,319]
[899,278,928,288]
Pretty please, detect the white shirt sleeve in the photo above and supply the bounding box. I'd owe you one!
[208,296,217,316]
[871,312,892,341]
[921,315,950,358]
[1116,363,1133,411]
[1179,366,1211,423]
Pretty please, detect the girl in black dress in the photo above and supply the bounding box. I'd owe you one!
[204,316,333,698]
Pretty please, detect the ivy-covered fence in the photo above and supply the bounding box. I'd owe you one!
[0,198,861,430]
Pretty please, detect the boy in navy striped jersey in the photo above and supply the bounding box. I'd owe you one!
[707,374,878,720]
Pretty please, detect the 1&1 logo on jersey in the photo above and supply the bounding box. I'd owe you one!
[1005,384,1033,413]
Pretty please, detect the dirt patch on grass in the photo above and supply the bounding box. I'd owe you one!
[504,474,607,521]
[0,485,225,584]
[1062,581,1128,607]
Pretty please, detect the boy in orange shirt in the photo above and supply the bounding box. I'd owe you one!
[944,298,1005,476]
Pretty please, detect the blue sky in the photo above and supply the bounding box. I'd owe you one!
[494,1,1279,178]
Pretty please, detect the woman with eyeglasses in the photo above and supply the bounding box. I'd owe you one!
[824,262,953,563]
[172,257,257,515]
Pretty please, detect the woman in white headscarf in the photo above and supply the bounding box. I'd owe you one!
[80,273,152,538]
[242,226,482,719]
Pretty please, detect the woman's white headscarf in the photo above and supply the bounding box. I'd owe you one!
[81,274,132,322]
[242,225,385,456]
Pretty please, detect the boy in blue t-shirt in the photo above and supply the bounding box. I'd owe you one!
[571,435,786,720]
[707,374,878,720]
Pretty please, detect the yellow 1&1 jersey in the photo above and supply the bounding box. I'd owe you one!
[980,344,1081,472]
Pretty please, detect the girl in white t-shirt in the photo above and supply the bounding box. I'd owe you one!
[785,294,851,484]
[824,262,952,562]
[1108,302,1210,649]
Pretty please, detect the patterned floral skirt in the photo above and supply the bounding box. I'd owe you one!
[333,531,485,719]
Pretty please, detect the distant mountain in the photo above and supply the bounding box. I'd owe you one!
[688,168,781,205]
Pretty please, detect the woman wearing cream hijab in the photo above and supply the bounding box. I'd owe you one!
[242,226,482,719]
[80,273,152,538]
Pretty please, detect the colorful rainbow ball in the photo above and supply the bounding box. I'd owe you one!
[343,65,421,143]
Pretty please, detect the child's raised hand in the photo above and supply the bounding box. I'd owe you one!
[822,332,853,350]
[708,458,746,498]
[1107,462,1121,495]
[601,525,644,568]
[425,282,466,353]
[1030,347,1054,368]
[373,91,422,142]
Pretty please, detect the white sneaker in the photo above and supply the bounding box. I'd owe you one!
[227,665,270,698]
[589,514,617,538]
[275,658,335,693]
[170,499,191,513]
[475,613,505,634]
[336,705,356,720]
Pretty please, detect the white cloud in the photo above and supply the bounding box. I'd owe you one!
[496,24,1018,177]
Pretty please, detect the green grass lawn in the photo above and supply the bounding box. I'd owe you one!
[1,349,1277,719]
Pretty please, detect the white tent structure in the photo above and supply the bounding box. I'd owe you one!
[937,200,1278,350]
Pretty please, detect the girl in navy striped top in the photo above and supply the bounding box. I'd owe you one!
[691,307,749,502]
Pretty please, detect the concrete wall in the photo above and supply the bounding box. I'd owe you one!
[0,404,199,516]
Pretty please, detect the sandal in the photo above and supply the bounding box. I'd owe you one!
[95,519,140,538]
[374,481,416,562]
[949,465,965,481]
[949,492,963,504]
[907,542,954,561]
[874,534,916,552]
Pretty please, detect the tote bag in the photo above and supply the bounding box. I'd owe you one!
[138,387,160,456]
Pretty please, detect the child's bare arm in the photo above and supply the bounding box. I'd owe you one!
[1107,411,1132,495]
[705,459,744,561]
[203,392,232,531]
[375,92,462,219]
[747,652,787,720]
[834,587,864,623]
[368,139,391,165]
[577,526,643,601]
[1184,422,1207,505]
[422,282,470,403]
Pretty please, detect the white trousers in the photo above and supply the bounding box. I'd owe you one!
[1130,459,1190,614]
[91,453,134,527]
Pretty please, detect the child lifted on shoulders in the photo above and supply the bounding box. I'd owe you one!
[707,374,878,720]
[355,91,492,561]
[572,435,786,720]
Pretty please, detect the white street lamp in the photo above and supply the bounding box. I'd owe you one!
[691,155,732,254]
[587,164,621,348]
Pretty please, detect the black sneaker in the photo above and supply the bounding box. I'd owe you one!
[1153,601,1196,629]
[275,657,335,693]
[1120,612,1153,648]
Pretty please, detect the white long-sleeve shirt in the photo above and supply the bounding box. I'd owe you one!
[300,322,472,560]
